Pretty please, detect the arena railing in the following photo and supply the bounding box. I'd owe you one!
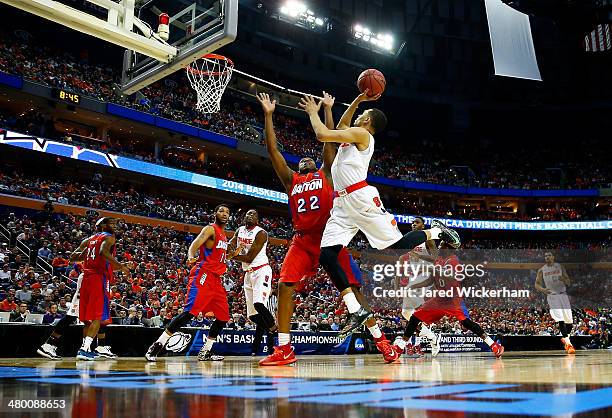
[15,238,32,264]
[36,256,54,276]
[0,224,11,247]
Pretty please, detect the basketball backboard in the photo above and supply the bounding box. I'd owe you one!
[0,0,237,95]
[121,0,238,94]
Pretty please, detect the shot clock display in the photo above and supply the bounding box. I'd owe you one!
[52,89,80,104]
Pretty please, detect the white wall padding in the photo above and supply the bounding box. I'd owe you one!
[484,0,542,81]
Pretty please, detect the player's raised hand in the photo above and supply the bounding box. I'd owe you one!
[356,89,382,103]
[298,95,322,114]
[321,91,335,108]
[257,92,276,115]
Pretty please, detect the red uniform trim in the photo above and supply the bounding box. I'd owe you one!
[333,180,369,198]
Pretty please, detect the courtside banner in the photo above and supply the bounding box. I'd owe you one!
[1,130,610,230]
[185,330,356,356]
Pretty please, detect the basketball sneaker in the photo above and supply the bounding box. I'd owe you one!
[95,346,118,359]
[145,342,164,362]
[491,342,505,358]
[374,336,401,363]
[413,344,425,357]
[259,344,297,366]
[431,220,461,248]
[198,350,224,361]
[564,341,576,354]
[76,349,99,361]
[337,307,372,340]
[37,343,61,360]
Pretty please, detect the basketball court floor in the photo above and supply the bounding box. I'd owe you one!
[0,350,610,417]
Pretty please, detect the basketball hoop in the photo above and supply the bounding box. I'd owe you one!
[186,54,234,114]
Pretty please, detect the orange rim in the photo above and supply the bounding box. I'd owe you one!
[186,53,234,76]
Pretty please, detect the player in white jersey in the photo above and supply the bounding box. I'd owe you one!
[228,209,276,355]
[535,252,575,354]
[299,92,461,337]
[393,217,441,356]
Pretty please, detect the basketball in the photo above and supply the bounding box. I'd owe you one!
[357,69,386,97]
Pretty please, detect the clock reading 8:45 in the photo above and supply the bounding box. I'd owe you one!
[53,89,80,104]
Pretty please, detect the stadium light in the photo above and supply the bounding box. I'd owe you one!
[278,1,330,32]
[351,23,395,54]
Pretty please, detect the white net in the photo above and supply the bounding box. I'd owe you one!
[186,54,234,113]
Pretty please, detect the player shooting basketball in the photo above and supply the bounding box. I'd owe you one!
[298,87,461,340]
[256,92,400,365]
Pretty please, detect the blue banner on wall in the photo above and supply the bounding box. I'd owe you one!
[1,129,610,230]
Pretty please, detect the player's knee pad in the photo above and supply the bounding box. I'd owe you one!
[403,315,422,338]
[390,231,427,250]
[209,319,226,339]
[319,245,350,291]
[254,303,275,329]
[166,312,194,333]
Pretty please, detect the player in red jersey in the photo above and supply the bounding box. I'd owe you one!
[392,242,504,358]
[73,217,131,360]
[256,92,399,366]
[145,204,239,362]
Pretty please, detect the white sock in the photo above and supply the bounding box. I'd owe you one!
[484,336,494,347]
[203,337,215,352]
[414,336,421,346]
[394,338,407,350]
[156,331,171,347]
[419,323,435,340]
[429,227,442,240]
[562,337,571,345]
[81,336,93,352]
[343,292,361,314]
[368,324,382,339]
[278,333,291,346]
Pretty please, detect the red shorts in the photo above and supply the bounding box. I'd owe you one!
[414,299,470,324]
[280,232,361,286]
[184,267,229,321]
[79,273,110,321]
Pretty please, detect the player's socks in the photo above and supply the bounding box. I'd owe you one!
[483,336,495,347]
[278,333,291,346]
[155,331,172,347]
[47,334,61,346]
[343,292,361,314]
[368,324,383,339]
[393,337,407,351]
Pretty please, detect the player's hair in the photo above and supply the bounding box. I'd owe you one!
[214,204,230,213]
[95,217,114,227]
[413,216,425,224]
[367,108,387,133]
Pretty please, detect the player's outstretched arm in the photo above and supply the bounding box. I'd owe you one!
[69,237,90,263]
[409,276,434,290]
[336,89,382,130]
[231,230,268,264]
[100,235,130,276]
[321,91,338,179]
[256,93,293,192]
[187,225,214,266]
[299,95,369,146]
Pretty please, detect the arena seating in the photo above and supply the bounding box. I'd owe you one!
[0,32,610,191]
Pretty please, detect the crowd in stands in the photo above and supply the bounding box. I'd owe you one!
[1,31,610,191]
[0,210,609,348]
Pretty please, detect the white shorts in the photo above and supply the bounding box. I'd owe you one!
[243,265,273,317]
[66,273,83,317]
[547,294,573,323]
[402,275,430,310]
[321,186,403,250]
